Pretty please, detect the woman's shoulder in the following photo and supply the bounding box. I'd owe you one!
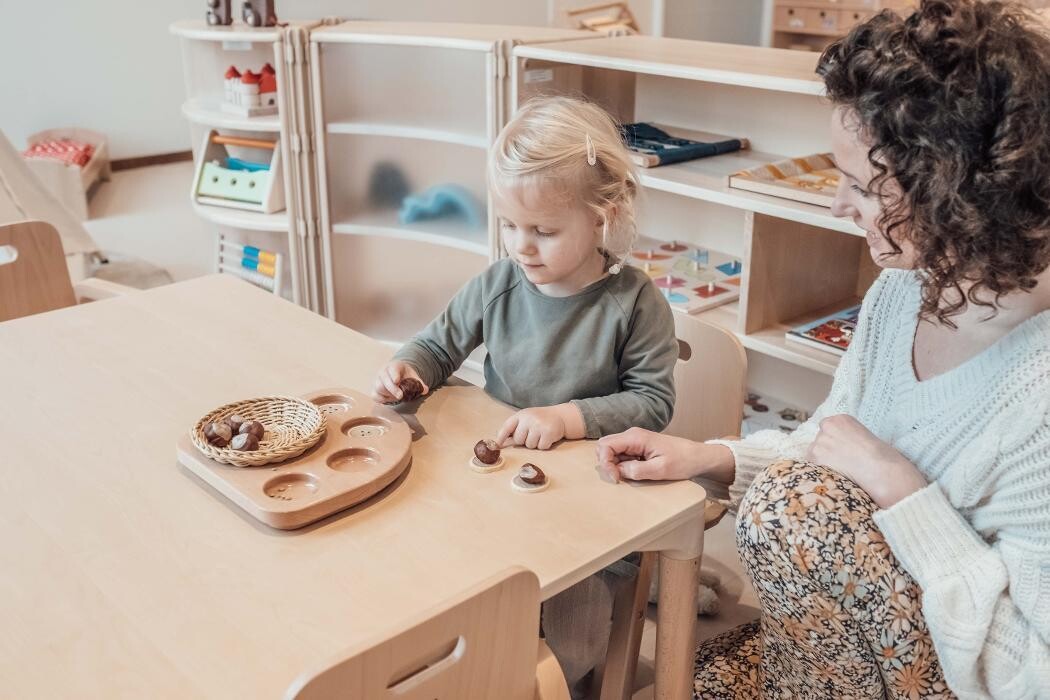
[995,311,1050,391]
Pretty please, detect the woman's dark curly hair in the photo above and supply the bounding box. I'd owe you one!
[818,0,1050,323]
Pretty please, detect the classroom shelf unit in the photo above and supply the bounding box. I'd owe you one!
[172,19,327,306]
[513,34,880,406]
[308,22,595,343]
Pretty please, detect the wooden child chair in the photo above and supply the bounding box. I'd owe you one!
[0,220,131,322]
[285,567,570,700]
[594,315,747,699]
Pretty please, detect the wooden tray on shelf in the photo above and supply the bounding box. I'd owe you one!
[728,153,839,208]
[176,387,412,529]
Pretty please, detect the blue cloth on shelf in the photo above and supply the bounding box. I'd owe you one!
[225,157,270,172]
[399,184,483,228]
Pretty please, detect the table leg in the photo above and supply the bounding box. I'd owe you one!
[654,549,700,700]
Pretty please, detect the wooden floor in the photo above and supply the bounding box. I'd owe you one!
[85,160,213,282]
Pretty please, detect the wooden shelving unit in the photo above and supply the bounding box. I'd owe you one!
[513,33,877,405]
[171,19,894,409]
[308,22,595,343]
[171,19,324,306]
[770,1,914,52]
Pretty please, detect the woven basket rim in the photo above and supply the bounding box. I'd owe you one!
[190,395,326,468]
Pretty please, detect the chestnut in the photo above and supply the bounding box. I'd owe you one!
[473,439,501,465]
[398,377,424,402]
[224,414,247,433]
[231,433,259,451]
[519,463,547,486]
[239,420,265,440]
[204,421,232,447]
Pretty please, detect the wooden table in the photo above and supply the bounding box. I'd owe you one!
[0,275,706,699]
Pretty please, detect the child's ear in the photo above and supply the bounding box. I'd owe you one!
[594,205,617,237]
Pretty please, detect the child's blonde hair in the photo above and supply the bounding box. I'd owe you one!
[488,96,639,270]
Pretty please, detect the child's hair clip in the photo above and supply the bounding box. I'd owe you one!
[585,134,597,166]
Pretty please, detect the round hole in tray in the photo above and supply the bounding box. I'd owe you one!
[263,473,319,501]
[327,448,381,472]
[312,394,355,415]
[341,417,391,439]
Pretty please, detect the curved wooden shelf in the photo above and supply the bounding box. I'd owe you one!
[193,201,289,232]
[332,210,489,256]
[310,21,593,51]
[326,122,488,149]
[170,19,313,43]
[182,98,281,132]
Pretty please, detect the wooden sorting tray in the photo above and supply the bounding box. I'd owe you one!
[728,153,839,208]
[177,387,412,529]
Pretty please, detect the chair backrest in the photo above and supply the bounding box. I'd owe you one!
[286,567,542,700]
[665,314,747,443]
[0,220,76,322]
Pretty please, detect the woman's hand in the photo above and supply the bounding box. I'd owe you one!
[371,361,428,404]
[806,414,927,509]
[596,427,735,484]
[496,404,585,450]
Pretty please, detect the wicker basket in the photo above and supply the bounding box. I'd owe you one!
[191,396,326,467]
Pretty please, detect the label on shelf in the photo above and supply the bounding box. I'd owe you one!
[222,40,253,51]
[524,68,554,84]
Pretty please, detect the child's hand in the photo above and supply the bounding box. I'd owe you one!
[371,361,429,404]
[497,404,585,450]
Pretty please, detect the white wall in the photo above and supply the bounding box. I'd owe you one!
[0,0,548,159]
[661,0,766,45]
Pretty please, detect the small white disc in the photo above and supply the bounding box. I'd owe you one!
[469,455,504,474]
[511,475,549,493]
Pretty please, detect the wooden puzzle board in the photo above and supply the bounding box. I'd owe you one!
[630,235,742,314]
[177,387,411,529]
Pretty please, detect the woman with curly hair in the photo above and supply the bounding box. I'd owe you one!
[597,1,1050,697]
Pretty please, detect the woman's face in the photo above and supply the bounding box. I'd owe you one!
[829,107,919,270]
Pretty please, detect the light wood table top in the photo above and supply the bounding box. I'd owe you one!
[0,275,706,698]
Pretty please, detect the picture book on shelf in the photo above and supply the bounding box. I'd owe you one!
[784,304,861,355]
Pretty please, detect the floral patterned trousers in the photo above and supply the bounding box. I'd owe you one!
[693,460,955,699]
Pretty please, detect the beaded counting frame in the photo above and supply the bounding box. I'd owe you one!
[218,237,283,295]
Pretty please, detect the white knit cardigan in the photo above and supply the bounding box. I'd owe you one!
[713,269,1050,698]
